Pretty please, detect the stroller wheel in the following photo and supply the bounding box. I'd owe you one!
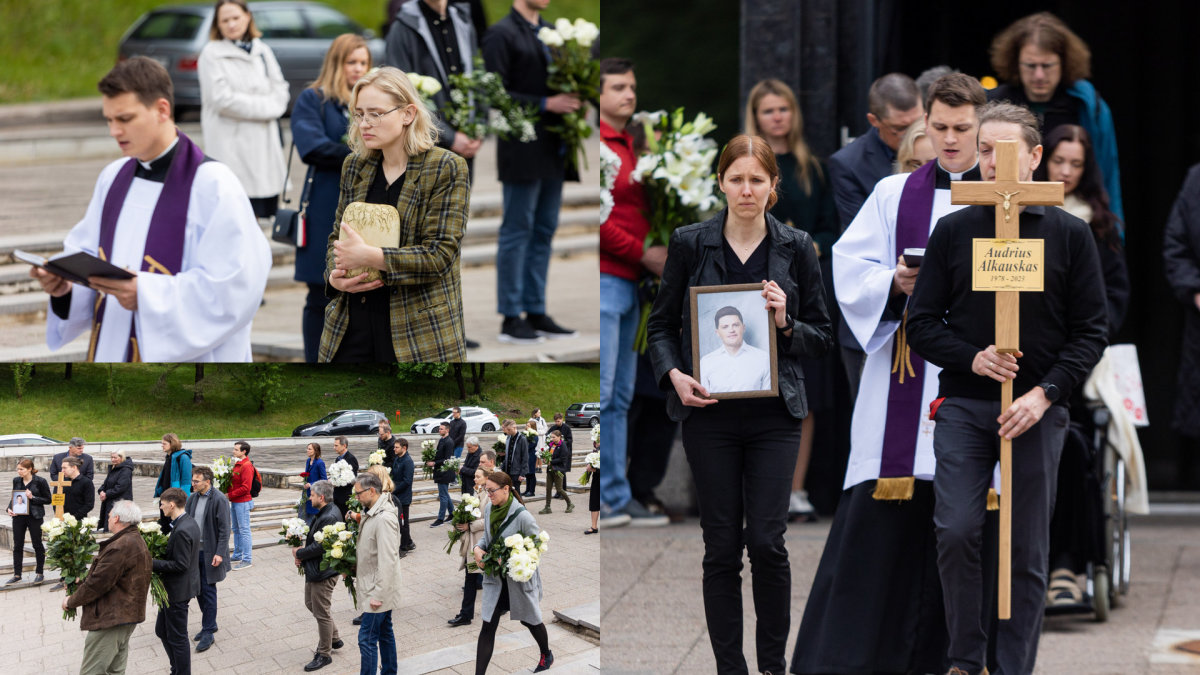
[1092,566,1110,622]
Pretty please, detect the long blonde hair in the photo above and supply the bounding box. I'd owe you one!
[744,79,822,195]
[310,34,370,105]
[367,464,394,494]
[347,67,438,158]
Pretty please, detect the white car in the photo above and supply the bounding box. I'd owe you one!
[0,434,62,446]
[410,406,501,435]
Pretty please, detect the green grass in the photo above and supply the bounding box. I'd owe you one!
[0,0,600,104]
[1,363,598,441]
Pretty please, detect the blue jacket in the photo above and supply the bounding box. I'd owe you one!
[290,87,351,285]
[1066,80,1123,225]
[154,449,193,498]
[304,457,327,515]
[390,451,414,505]
[827,127,896,229]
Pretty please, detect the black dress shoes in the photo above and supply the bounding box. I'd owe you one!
[448,615,472,627]
[351,613,363,625]
[304,654,333,671]
[332,638,344,650]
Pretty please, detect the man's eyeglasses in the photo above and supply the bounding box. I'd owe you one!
[353,106,401,126]
[354,488,374,497]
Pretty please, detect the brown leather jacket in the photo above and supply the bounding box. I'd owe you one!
[66,525,152,631]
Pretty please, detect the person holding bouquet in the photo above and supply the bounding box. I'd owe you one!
[448,469,488,627]
[539,430,573,515]
[63,499,152,675]
[460,437,482,495]
[293,480,345,672]
[304,443,328,525]
[646,134,833,674]
[471,471,552,673]
[6,459,51,585]
[151,488,201,675]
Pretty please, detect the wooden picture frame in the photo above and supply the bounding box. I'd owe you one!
[11,491,29,516]
[690,283,779,399]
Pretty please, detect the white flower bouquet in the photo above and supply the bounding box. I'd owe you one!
[368,449,386,467]
[279,517,310,575]
[443,55,539,142]
[504,530,551,582]
[421,439,437,480]
[537,17,600,172]
[137,521,170,608]
[405,72,443,114]
[328,459,356,487]
[444,493,483,553]
[600,141,621,223]
[211,455,233,493]
[46,513,99,620]
[579,451,600,485]
[316,521,358,608]
[590,424,600,446]
[442,456,463,475]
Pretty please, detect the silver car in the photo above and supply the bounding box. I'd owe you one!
[118,1,385,114]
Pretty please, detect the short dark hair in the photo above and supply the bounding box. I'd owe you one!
[234,441,251,455]
[192,466,214,483]
[867,73,921,119]
[335,436,348,448]
[713,306,744,329]
[440,421,451,430]
[160,487,187,508]
[396,437,408,449]
[599,57,635,90]
[924,73,987,113]
[553,413,563,421]
[98,56,174,111]
[977,101,1042,151]
[62,457,82,469]
[452,406,461,413]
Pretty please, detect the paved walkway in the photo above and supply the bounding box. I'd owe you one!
[602,514,1200,674]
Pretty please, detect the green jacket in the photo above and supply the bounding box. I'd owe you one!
[319,146,469,362]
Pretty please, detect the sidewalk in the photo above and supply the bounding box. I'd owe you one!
[602,514,1200,674]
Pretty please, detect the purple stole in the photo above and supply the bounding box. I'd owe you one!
[89,132,204,362]
[873,161,936,501]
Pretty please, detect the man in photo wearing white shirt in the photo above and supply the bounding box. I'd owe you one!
[699,306,771,393]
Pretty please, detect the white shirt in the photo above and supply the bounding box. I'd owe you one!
[699,342,771,393]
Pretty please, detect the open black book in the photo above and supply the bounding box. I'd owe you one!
[14,249,135,288]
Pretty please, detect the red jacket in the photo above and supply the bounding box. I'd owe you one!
[600,120,652,281]
[228,457,254,503]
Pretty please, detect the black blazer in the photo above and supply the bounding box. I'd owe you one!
[646,211,834,422]
[481,7,572,183]
[8,475,51,520]
[296,502,342,582]
[827,127,896,229]
[153,513,201,603]
[433,436,457,484]
[99,458,135,502]
[63,474,95,520]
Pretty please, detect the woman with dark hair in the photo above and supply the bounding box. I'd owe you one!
[1036,124,1129,340]
[291,34,372,362]
[5,459,51,585]
[471,471,553,673]
[197,0,290,218]
[647,134,833,674]
[745,79,840,521]
[303,443,327,524]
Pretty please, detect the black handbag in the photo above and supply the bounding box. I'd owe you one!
[271,141,313,247]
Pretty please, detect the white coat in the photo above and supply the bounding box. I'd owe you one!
[197,38,289,199]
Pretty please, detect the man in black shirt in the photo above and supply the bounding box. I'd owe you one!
[448,407,468,459]
[331,436,359,516]
[907,101,1107,675]
[377,424,397,469]
[61,457,95,520]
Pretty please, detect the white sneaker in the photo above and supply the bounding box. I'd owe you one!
[789,490,815,517]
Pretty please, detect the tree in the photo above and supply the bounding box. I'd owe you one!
[224,364,285,412]
[11,363,32,399]
[394,362,450,383]
[453,364,466,399]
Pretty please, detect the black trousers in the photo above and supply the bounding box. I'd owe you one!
[11,515,44,575]
[681,398,803,675]
[460,570,483,619]
[933,398,1068,675]
[461,472,475,495]
[398,501,413,548]
[303,283,330,363]
[155,600,191,674]
[627,394,678,503]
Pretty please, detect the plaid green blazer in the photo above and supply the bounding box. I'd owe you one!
[318,146,469,362]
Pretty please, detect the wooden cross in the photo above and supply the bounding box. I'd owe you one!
[48,475,72,520]
[951,139,1063,620]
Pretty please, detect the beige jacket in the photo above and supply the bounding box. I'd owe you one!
[356,494,403,612]
[457,518,485,572]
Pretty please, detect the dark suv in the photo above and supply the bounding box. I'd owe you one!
[565,402,600,428]
[292,410,389,437]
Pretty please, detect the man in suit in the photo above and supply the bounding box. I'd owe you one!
[50,437,94,483]
[483,0,581,344]
[384,0,483,171]
[429,422,457,526]
[449,406,468,458]
[827,73,924,400]
[501,419,529,494]
[390,438,416,552]
[152,487,200,675]
[185,467,231,653]
[331,436,359,515]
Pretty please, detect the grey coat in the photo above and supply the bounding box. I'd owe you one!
[184,487,231,584]
[478,500,543,624]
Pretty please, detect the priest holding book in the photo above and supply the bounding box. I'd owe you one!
[28,57,270,362]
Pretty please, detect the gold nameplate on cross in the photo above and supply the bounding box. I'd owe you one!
[49,475,72,520]
[951,139,1063,621]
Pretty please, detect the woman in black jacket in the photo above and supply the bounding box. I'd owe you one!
[97,450,135,532]
[647,134,833,675]
[6,459,51,585]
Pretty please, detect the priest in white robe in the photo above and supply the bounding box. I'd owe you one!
[792,73,988,675]
[31,57,270,363]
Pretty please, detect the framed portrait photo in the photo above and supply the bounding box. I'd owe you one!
[690,283,779,399]
[11,491,29,515]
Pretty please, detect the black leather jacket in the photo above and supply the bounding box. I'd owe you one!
[647,210,833,421]
[296,502,343,583]
[9,475,51,520]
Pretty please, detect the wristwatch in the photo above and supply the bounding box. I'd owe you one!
[1037,382,1060,403]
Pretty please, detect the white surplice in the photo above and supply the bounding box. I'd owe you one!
[46,157,272,362]
[832,165,973,489]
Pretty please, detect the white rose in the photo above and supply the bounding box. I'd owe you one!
[313,531,325,542]
[471,508,482,518]
[338,530,353,542]
[331,547,343,559]
[504,533,524,548]
[553,18,575,41]
[537,27,564,47]
[572,19,599,48]
[63,513,78,526]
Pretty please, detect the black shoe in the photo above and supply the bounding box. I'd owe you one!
[332,639,344,650]
[533,650,555,672]
[49,582,65,591]
[447,615,472,627]
[304,654,333,672]
[351,614,363,626]
[4,576,20,585]
[498,316,545,345]
[32,574,43,584]
[193,628,217,641]
[528,314,577,339]
[465,338,481,349]
[430,519,445,528]
[400,543,416,551]
[196,632,214,652]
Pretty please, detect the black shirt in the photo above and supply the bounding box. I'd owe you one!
[721,232,770,284]
[988,83,1081,144]
[366,165,408,207]
[378,434,398,468]
[417,0,463,77]
[906,205,1108,403]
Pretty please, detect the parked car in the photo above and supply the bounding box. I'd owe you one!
[410,406,500,435]
[565,402,600,428]
[118,1,385,114]
[293,410,389,437]
[0,434,63,446]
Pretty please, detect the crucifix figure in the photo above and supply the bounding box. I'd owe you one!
[951,139,1062,620]
[48,474,72,520]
